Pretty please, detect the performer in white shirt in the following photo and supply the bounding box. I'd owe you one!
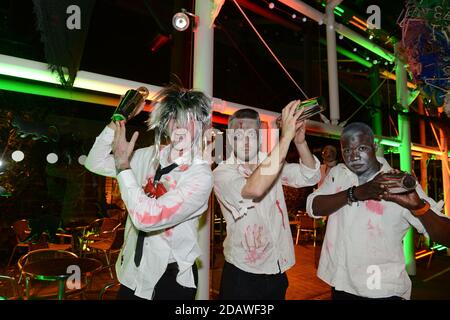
[85,84,213,300]
[213,101,321,299]
[318,145,338,187]
[306,122,449,300]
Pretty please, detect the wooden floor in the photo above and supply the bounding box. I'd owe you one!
[3,242,450,300]
[210,242,331,300]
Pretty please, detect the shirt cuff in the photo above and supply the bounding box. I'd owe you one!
[306,193,324,219]
[298,155,321,179]
[116,169,138,189]
[232,198,255,220]
[99,126,115,143]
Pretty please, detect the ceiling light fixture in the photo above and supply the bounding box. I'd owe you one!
[172,9,198,32]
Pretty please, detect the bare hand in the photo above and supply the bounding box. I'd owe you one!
[112,121,139,170]
[280,100,304,142]
[354,172,387,201]
[379,169,423,209]
[381,190,424,210]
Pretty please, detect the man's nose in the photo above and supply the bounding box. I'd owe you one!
[349,149,360,160]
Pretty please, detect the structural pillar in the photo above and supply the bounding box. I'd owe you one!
[325,0,342,125]
[418,97,428,193]
[369,65,383,156]
[193,0,214,300]
[439,108,450,217]
[395,50,416,275]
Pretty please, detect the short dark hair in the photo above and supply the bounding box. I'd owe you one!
[228,108,261,128]
[341,122,374,143]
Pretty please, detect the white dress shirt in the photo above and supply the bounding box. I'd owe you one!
[213,152,321,275]
[306,157,448,299]
[85,126,213,299]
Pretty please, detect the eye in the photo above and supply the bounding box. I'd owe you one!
[232,130,245,140]
[342,149,351,155]
[358,146,370,152]
[246,130,257,139]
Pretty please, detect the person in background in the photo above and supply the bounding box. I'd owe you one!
[318,145,338,187]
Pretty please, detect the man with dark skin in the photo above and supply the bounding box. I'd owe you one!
[306,122,449,300]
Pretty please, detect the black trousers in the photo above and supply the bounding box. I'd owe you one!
[331,287,404,300]
[117,262,198,300]
[219,261,288,300]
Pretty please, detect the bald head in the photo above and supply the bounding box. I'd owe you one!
[341,122,374,144]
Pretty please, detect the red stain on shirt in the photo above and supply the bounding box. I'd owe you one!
[275,200,286,229]
[335,186,342,193]
[281,177,289,184]
[365,200,384,215]
[178,164,189,171]
[367,218,375,230]
[164,227,173,237]
[168,179,177,190]
[132,202,183,225]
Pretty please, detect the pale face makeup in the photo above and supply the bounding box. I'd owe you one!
[229,118,260,163]
[168,118,196,154]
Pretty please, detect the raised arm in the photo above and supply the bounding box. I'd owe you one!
[242,100,305,199]
[84,122,118,178]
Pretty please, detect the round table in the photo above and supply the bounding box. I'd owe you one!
[22,257,102,300]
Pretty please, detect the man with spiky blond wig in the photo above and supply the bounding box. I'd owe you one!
[85,84,213,300]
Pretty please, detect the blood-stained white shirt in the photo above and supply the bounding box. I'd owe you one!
[306,157,448,299]
[213,152,321,275]
[85,126,213,299]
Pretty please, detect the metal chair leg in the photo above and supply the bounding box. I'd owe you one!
[6,246,18,270]
[104,250,113,279]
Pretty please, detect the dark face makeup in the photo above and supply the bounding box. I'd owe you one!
[341,132,379,177]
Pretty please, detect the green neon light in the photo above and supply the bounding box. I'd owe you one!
[0,54,157,96]
[0,77,118,106]
[437,246,448,251]
[431,244,444,250]
[321,3,344,16]
[319,38,373,68]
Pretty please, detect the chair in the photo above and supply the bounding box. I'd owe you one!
[17,248,79,299]
[0,275,22,300]
[290,212,325,246]
[7,220,32,269]
[81,219,122,278]
[99,281,120,300]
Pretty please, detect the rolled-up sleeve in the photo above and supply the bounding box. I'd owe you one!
[306,166,339,219]
[84,126,117,178]
[281,155,321,188]
[117,164,213,232]
[213,165,254,221]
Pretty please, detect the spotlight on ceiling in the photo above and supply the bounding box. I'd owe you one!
[172,9,198,32]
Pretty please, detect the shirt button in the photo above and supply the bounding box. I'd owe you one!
[145,242,149,246]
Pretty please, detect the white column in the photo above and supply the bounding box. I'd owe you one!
[325,0,342,125]
[193,0,214,300]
